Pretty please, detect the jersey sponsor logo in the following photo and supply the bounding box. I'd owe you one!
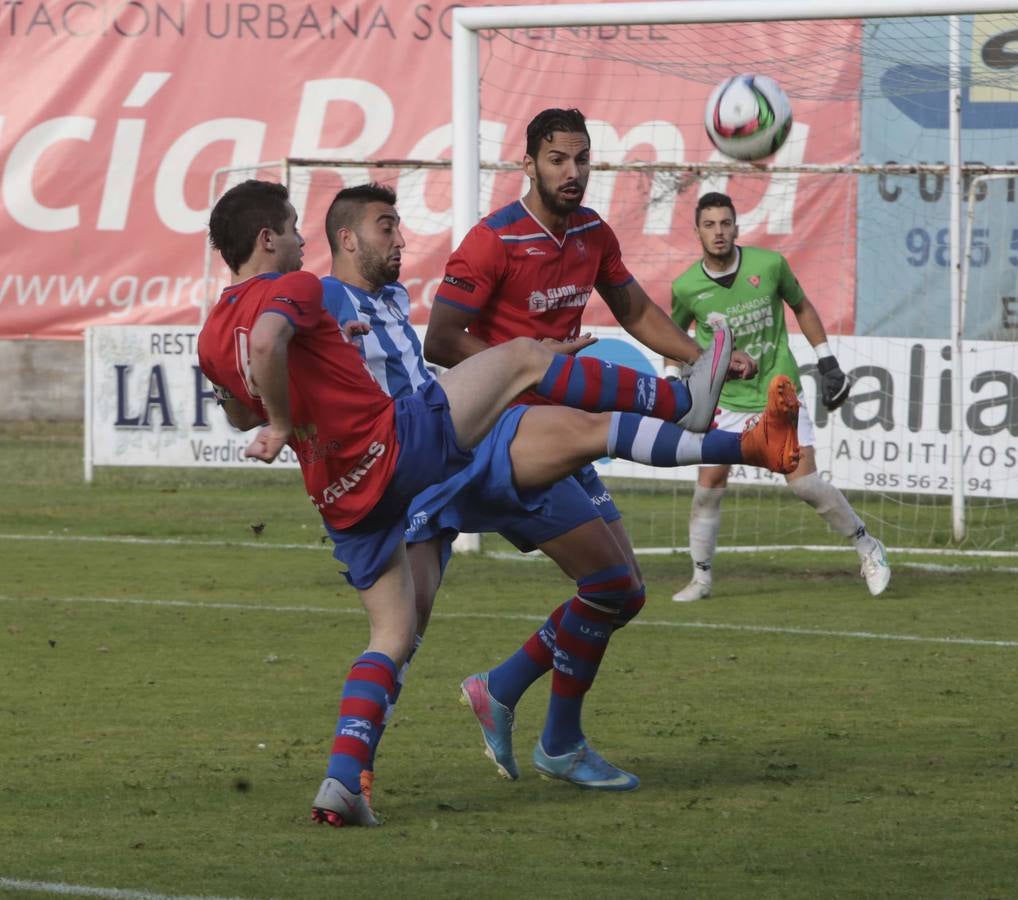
[527,283,593,312]
[525,246,547,256]
[442,274,475,293]
[316,441,387,508]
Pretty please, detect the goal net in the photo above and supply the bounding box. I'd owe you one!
[445,2,1018,556]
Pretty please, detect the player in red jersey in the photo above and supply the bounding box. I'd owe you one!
[197,179,735,827]
[425,108,761,788]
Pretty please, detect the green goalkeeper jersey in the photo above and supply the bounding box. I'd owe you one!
[671,245,806,412]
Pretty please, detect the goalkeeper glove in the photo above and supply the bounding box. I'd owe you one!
[817,356,850,410]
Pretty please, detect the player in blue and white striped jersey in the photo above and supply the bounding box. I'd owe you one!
[319,183,798,808]
[320,276,433,399]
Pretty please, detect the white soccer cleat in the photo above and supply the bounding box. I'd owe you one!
[675,320,733,432]
[860,539,891,596]
[310,777,379,828]
[672,579,712,603]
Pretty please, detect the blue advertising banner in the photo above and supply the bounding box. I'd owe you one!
[858,15,1018,340]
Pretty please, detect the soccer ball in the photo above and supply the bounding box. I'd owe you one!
[704,74,792,161]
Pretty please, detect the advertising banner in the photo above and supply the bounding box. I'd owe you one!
[3,3,858,339]
[858,14,1018,340]
[86,324,1018,500]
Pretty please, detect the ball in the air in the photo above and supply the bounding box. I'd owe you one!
[704,74,792,161]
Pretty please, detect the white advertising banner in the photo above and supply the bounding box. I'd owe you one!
[84,324,300,478]
[85,324,1018,499]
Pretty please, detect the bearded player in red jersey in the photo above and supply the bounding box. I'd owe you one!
[425,108,759,787]
[197,179,736,827]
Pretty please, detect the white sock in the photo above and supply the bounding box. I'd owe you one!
[688,485,725,583]
[787,473,875,554]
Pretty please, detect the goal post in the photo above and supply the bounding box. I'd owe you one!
[449,0,1018,551]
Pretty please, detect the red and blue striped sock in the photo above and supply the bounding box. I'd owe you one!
[536,354,691,421]
[326,651,397,793]
[486,602,567,709]
[542,566,631,754]
[366,635,422,772]
[607,412,742,465]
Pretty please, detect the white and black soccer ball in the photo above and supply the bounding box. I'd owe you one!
[704,74,793,161]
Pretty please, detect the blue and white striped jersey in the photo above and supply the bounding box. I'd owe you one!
[320,276,435,400]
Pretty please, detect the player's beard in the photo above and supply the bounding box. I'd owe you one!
[702,236,736,268]
[535,170,585,217]
[358,246,401,289]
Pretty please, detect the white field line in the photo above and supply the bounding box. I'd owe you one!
[0,876,246,900]
[1,592,1016,649]
[2,532,1018,565]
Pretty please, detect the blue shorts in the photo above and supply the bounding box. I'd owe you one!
[405,408,622,574]
[325,380,472,589]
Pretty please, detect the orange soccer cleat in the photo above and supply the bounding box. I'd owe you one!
[739,375,800,475]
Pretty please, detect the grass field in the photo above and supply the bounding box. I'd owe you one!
[1,423,1016,900]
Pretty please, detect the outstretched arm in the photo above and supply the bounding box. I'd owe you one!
[601,279,757,378]
[244,312,296,462]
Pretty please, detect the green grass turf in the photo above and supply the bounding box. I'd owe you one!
[1,423,1016,899]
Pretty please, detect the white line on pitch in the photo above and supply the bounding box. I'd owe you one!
[1,593,1015,649]
[0,876,247,900]
[3,532,1018,564]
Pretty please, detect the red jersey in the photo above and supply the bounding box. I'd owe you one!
[436,200,633,344]
[435,199,633,405]
[197,271,399,530]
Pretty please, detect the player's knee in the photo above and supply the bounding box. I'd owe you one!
[575,565,635,616]
[612,583,646,630]
[691,484,726,515]
[506,336,553,380]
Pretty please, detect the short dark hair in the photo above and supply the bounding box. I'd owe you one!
[208,180,291,273]
[525,108,590,158]
[325,182,398,255]
[696,192,736,225]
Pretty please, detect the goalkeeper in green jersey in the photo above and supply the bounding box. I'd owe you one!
[665,192,890,600]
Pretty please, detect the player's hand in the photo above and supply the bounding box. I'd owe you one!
[729,349,758,380]
[245,424,291,463]
[818,356,851,410]
[342,321,370,341]
[543,333,597,355]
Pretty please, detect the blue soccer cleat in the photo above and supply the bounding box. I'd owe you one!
[532,740,640,791]
[460,672,519,780]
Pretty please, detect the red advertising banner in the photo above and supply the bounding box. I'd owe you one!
[0,2,860,339]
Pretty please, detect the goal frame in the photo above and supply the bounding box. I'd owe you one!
[450,0,1018,542]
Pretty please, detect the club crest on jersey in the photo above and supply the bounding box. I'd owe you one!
[749,275,761,287]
